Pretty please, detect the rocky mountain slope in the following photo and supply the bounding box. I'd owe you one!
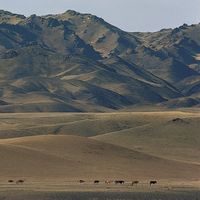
[0,10,200,112]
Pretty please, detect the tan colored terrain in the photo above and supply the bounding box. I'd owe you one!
[0,111,200,163]
[0,111,199,191]
[0,134,199,180]
[195,54,200,61]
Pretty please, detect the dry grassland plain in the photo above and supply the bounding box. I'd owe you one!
[0,111,199,197]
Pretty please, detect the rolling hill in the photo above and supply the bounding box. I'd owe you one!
[0,112,200,165]
[0,134,199,181]
[0,112,199,190]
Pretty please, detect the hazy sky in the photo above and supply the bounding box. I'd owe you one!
[0,0,200,32]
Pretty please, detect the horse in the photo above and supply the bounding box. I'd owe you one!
[16,180,24,184]
[115,180,125,184]
[94,180,100,184]
[79,180,85,183]
[150,180,157,186]
[131,181,139,186]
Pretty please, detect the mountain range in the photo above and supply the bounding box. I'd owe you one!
[1,10,200,112]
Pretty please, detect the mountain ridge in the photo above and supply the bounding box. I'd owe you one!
[1,10,200,112]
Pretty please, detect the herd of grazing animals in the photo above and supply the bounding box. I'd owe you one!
[80,180,157,186]
[8,180,24,184]
[7,179,158,186]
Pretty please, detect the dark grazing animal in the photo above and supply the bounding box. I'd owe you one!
[172,118,183,122]
[79,180,85,183]
[150,181,157,186]
[94,180,100,184]
[16,180,24,184]
[131,181,139,186]
[8,180,14,183]
[115,180,125,184]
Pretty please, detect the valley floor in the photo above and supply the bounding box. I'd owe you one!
[0,111,199,194]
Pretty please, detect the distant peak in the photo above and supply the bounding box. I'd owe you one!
[0,10,13,15]
[63,10,102,20]
[29,14,38,19]
[0,10,25,19]
[64,10,81,16]
[179,23,189,29]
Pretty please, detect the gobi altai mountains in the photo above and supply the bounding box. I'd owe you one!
[1,10,200,112]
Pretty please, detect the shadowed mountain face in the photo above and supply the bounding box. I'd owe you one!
[1,10,200,112]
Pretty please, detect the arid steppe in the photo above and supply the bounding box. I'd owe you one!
[0,111,199,192]
[1,6,200,200]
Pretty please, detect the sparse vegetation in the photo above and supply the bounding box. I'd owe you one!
[0,9,200,199]
[0,112,199,193]
[0,11,200,111]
